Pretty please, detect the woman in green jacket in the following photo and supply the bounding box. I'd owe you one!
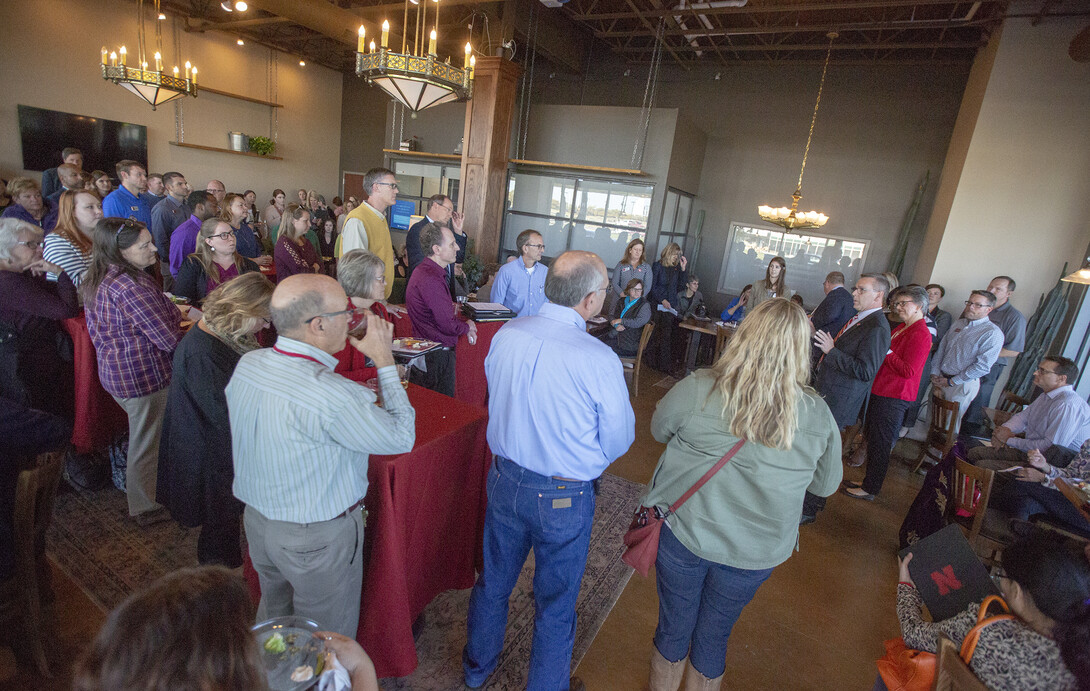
[643,298,842,691]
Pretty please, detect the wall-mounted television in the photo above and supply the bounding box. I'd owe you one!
[17,105,148,174]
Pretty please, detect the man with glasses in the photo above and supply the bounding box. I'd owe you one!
[491,229,549,317]
[227,273,415,639]
[929,290,1005,434]
[406,195,466,286]
[805,273,892,524]
[341,168,397,299]
[462,251,634,691]
[962,275,1028,436]
[204,179,227,205]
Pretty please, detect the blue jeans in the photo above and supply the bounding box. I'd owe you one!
[653,525,773,678]
[463,457,596,690]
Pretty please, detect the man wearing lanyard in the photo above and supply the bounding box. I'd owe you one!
[491,229,549,317]
[226,274,415,638]
[462,251,635,691]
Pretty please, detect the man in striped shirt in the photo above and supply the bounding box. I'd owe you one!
[227,273,415,637]
[930,290,1004,433]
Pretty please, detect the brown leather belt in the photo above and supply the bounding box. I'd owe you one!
[339,498,365,518]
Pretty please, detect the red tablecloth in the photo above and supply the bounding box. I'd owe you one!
[61,313,127,454]
[455,319,503,409]
[245,384,492,678]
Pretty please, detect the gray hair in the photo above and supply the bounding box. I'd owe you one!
[0,218,42,262]
[860,272,890,298]
[361,167,395,195]
[893,285,928,311]
[544,252,603,307]
[338,250,386,299]
[270,288,328,335]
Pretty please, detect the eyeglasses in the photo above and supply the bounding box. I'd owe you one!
[990,566,1008,587]
[1034,366,1058,375]
[261,317,272,328]
[852,287,878,293]
[208,230,236,240]
[526,243,545,250]
[373,182,399,191]
[15,240,42,250]
[305,307,369,332]
[891,300,914,308]
[964,301,991,308]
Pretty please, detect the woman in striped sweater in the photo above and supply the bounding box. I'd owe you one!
[44,189,102,288]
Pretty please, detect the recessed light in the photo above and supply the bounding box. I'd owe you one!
[158,13,166,20]
[237,38,245,45]
[235,1,248,10]
[299,60,306,66]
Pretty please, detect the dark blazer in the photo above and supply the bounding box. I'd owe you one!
[406,217,467,294]
[813,309,892,429]
[40,168,61,200]
[810,285,856,365]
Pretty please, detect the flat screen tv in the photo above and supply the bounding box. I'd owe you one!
[17,105,148,174]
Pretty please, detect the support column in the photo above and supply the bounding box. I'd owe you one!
[458,56,521,263]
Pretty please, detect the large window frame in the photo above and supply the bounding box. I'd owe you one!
[656,188,695,258]
[390,159,461,218]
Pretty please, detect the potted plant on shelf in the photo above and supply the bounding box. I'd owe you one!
[249,136,275,157]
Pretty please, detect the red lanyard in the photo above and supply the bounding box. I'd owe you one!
[272,346,326,366]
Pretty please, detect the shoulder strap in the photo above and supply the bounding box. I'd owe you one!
[960,595,1015,662]
[665,439,745,517]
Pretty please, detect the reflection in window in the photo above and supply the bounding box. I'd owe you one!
[392,160,461,218]
[717,222,870,308]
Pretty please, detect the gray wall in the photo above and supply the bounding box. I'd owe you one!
[339,73,391,185]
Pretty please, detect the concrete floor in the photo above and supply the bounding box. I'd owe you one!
[0,365,922,689]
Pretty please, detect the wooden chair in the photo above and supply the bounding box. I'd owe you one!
[947,458,1012,563]
[619,322,654,398]
[0,451,65,676]
[911,393,961,473]
[987,391,1030,430]
[933,632,988,691]
[714,324,734,362]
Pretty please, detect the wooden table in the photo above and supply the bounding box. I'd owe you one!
[677,318,728,373]
[1055,478,1090,522]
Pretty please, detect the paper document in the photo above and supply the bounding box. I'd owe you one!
[656,305,678,315]
[467,302,509,311]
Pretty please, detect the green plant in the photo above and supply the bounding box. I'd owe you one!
[249,136,275,156]
[462,239,484,290]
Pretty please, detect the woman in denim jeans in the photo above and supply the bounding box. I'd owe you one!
[641,298,842,690]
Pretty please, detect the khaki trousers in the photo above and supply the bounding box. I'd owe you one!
[113,386,169,516]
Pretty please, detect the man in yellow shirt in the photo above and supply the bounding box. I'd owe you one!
[340,167,397,299]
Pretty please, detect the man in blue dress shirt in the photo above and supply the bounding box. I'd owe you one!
[102,160,153,228]
[491,229,549,316]
[463,250,635,691]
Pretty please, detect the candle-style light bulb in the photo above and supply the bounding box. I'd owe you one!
[464,42,471,68]
[110,51,117,66]
[429,29,437,55]
[370,39,376,53]
[119,46,127,66]
[381,20,389,48]
[191,66,197,85]
[357,25,366,53]
[101,47,108,65]
[154,51,162,72]
[185,60,191,79]
[173,65,179,78]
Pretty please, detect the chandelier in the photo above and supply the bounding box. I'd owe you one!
[757,32,838,231]
[101,0,197,110]
[355,0,473,113]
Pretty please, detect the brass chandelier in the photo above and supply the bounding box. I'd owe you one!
[355,0,473,113]
[757,32,838,231]
[101,0,197,110]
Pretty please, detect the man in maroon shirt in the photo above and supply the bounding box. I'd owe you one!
[405,223,477,396]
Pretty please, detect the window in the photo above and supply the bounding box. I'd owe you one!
[717,221,870,308]
[502,171,654,263]
[391,160,461,218]
[656,189,694,258]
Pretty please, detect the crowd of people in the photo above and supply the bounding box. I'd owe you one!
[3,146,1090,691]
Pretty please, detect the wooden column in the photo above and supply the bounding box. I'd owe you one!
[458,56,521,263]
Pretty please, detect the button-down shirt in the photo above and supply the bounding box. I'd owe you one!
[931,316,1004,385]
[169,215,202,277]
[406,258,468,348]
[227,337,415,524]
[85,265,183,398]
[1002,385,1090,453]
[150,195,190,259]
[486,303,635,480]
[102,185,153,228]
[492,258,548,317]
[988,300,1027,365]
[838,306,882,337]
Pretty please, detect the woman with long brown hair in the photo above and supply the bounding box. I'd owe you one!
[274,202,322,278]
[90,170,112,199]
[43,189,102,287]
[612,237,653,301]
[641,298,840,690]
[174,218,259,305]
[749,255,789,310]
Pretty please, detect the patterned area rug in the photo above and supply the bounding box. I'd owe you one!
[45,472,644,689]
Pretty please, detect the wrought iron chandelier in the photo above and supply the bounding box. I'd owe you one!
[757,32,838,231]
[355,0,473,113]
[101,0,197,110]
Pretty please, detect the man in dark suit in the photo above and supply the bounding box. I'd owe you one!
[803,273,892,524]
[406,194,467,297]
[41,147,83,200]
[809,271,855,367]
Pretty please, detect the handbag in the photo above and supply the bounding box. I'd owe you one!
[621,438,745,577]
[876,595,1014,691]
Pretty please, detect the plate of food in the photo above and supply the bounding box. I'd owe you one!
[252,615,327,691]
[390,337,443,356]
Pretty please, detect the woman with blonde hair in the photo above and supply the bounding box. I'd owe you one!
[1,177,58,231]
[612,237,653,301]
[274,202,322,278]
[157,273,273,566]
[648,242,688,372]
[749,255,789,309]
[642,298,841,690]
[43,189,102,287]
[174,218,259,305]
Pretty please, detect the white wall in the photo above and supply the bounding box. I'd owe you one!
[918,13,1090,317]
[0,0,343,203]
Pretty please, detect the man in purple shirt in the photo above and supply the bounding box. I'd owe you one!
[102,160,153,228]
[405,223,477,397]
[169,190,220,277]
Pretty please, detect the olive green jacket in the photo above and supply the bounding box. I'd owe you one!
[642,370,842,570]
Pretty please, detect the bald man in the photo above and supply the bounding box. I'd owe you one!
[46,163,84,205]
[463,251,634,691]
[226,274,415,637]
[205,179,226,204]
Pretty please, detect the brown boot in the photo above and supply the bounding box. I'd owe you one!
[649,647,685,691]
[682,660,724,691]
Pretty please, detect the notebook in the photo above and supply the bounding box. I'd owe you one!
[898,524,999,621]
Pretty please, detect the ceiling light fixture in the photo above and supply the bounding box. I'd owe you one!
[237,38,245,45]
[101,0,197,110]
[299,60,306,66]
[355,0,473,113]
[158,12,166,20]
[757,32,837,231]
[235,1,248,10]
[221,1,233,11]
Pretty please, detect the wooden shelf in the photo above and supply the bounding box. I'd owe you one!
[383,148,463,161]
[510,158,645,176]
[169,141,283,160]
[199,85,283,108]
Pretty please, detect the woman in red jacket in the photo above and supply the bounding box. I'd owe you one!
[843,285,932,500]
[333,249,397,383]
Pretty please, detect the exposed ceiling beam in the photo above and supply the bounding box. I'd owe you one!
[188,16,294,30]
[614,40,984,53]
[504,0,589,74]
[591,17,993,38]
[622,0,691,69]
[571,0,999,22]
[350,0,496,16]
